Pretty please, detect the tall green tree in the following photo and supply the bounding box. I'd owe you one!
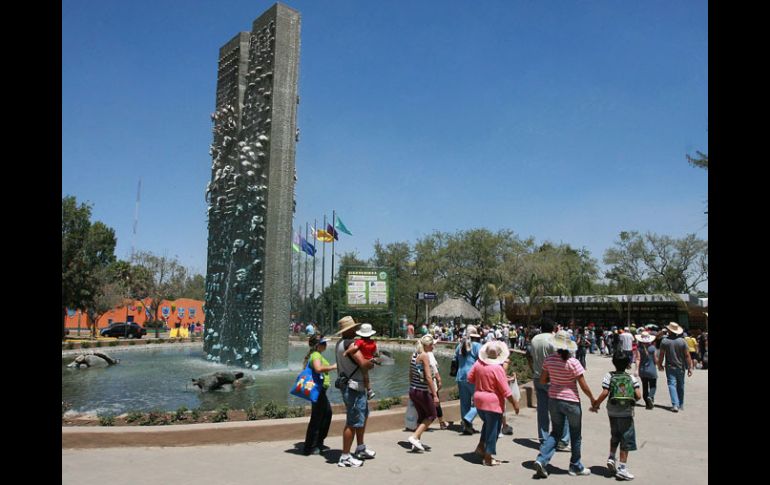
[62,196,117,339]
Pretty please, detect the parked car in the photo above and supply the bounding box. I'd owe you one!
[100,322,147,339]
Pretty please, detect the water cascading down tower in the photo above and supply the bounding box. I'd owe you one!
[204,3,300,370]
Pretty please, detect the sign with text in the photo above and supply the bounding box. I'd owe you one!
[417,292,437,300]
[346,269,389,308]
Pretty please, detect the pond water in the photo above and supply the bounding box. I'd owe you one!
[61,344,453,415]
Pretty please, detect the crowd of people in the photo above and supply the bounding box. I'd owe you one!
[298,315,706,478]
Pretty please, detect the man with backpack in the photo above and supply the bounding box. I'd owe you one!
[591,351,642,480]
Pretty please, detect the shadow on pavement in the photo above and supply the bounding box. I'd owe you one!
[513,438,541,450]
[454,451,483,465]
[521,460,568,476]
[589,465,614,478]
[396,440,433,452]
[283,442,308,456]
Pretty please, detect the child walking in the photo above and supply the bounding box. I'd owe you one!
[591,351,642,480]
[343,323,380,399]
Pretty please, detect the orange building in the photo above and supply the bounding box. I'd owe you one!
[64,298,205,331]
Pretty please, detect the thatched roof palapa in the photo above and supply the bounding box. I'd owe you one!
[429,298,482,319]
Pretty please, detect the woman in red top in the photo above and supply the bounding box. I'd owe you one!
[467,341,520,466]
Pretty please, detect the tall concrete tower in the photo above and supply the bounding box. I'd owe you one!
[204,3,300,370]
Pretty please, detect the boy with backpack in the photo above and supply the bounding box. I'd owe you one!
[591,351,642,480]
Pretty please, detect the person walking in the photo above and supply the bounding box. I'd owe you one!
[634,331,658,409]
[575,328,588,370]
[533,330,599,478]
[334,316,376,467]
[454,325,483,435]
[407,335,440,452]
[426,342,448,430]
[467,341,520,466]
[657,322,693,412]
[526,319,570,449]
[301,334,337,455]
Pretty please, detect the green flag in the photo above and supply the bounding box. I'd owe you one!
[335,216,353,236]
[292,243,301,253]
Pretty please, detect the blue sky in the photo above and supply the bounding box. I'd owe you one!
[62,0,708,286]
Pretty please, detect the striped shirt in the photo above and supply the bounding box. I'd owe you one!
[542,353,585,403]
[410,352,429,391]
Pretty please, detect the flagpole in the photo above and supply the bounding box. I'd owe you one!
[331,210,336,328]
[321,214,327,333]
[304,222,309,321]
[312,218,317,324]
[297,225,301,320]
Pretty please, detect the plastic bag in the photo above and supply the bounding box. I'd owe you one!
[405,398,418,431]
[509,376,521,402]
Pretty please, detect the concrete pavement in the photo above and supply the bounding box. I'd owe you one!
[62,352,707,485]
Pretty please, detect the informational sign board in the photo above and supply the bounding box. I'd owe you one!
[346,269,389,309]
[417,292,437,300]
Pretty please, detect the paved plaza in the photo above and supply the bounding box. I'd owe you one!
[62,352,707,484]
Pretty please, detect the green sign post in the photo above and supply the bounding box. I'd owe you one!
[338,266,397,337]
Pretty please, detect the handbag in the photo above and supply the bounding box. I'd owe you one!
[290,364,320,403]
[449,355,459,377]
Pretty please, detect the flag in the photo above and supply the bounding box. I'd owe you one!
[292,232,301,252]
[327,223,339,241]
[300,236,316,257]
[335,216,353,236]
[315,229,334,242]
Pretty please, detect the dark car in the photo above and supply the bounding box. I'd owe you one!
[100,322,147,339]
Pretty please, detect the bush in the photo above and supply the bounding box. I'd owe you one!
[126,411,144,423]
[507,352,531,384]
[81,341,91,349]
[376,397,402,410]
[65,342,75,350]
[98,413,115,426]
[448,389,460,400]
[108,340,119,347]
[190,407,201,421]
[212,405,229,423]
[174,406,189,421]
[141,410,170,426]
[62,401,72,420]
[246,403,261,421]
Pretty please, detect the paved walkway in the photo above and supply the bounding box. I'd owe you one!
[62,352,707,485]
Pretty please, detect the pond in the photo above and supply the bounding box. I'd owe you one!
[61,344,453,415]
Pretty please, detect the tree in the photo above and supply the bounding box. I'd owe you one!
[686,151,708,170]
[87,267,131,338]
[182,273,206,301]
[603,231,708,294]
[131,250,187,338]
[371,240,414,326]
[62,196,117,339]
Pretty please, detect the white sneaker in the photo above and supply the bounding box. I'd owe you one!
[338,455,363,467]
[616,467,635,480]
[568,467,591,476]
[408,436,425,451]
[355,444,376,459]
[534,460,548,478]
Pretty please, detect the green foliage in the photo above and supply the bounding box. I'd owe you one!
[174,406,188,421]
[126,411,144,423]
[81,341,91,349]
[65,342,75,350]
[108,340,119,347]
[190,407,201,421]
[98,413,115,426]
[376,397,402,410]
[212,404,230,423]
[448,389,460,400]
[261,401,304,419]
[507,352,532,384]
[141,410,170,426]
[62,401,72,419]
[246,402,261,420]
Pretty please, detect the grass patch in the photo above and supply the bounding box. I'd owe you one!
[376,397,402,410]
[98,413,115,426]
[261,401,304,419]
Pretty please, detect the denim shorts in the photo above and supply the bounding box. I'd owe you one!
[609,416,637,451]
[342,386,369,427]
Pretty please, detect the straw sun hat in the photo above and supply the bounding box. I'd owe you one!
[666,322,684,335]
[334,315,360,335]
[465,325,481,338]
[479,341,510,365]
[553,330,578,352]
[635,331,655,344]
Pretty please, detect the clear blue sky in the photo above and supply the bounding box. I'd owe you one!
[62,0,708,286]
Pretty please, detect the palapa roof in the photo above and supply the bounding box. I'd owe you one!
[429,298,482,319]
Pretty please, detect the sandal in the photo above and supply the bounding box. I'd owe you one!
[474,445,486,456]
[440,421,448,430]
[483,459,502,466]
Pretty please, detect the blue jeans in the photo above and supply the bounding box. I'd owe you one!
[477,409,502,455]
[666,366,686,408]
[458,380,477,424]
[536,399,585,472]
[534,380,570,444]
[341,386,368,427]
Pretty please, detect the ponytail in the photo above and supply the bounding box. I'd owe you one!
[303,334,322,367]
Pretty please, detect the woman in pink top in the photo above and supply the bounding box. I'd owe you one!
[467,341,520,466]
[533,330,598,478]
